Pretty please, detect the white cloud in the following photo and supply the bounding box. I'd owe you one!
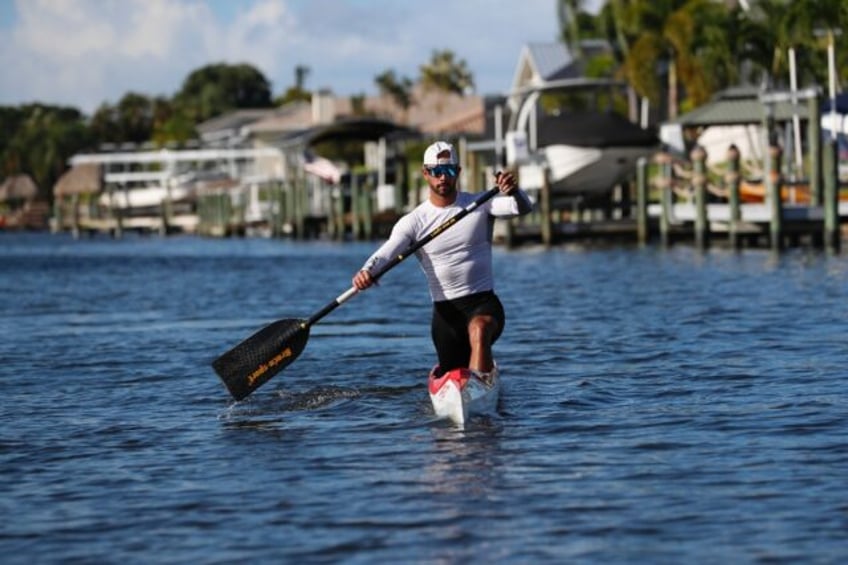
[0,0,565,114]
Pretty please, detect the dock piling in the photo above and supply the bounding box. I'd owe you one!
[540,167,553,247]
[691,146,709,250]
[636,157,648,245]
[766,145,784,251]
[656,152,673,247]
[726,145,742,249]
[823,138,841,252]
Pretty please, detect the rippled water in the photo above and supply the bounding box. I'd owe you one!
[1,232,846,563]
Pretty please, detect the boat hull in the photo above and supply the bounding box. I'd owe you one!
[428,366,500,426]
[543,144,658,199]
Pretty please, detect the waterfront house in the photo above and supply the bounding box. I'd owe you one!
[53,40,658,240]
[186,85,498,237]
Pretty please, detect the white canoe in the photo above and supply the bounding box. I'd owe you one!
[428,365,501,426]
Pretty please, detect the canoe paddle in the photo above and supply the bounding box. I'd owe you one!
[212,181,502,401]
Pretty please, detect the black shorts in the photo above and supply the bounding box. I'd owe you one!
[431,290,505,372]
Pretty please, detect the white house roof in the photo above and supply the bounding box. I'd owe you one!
[527,43,573,81]
[508,40,613,112]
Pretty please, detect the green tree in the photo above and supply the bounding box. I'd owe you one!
[350,93,369,116]
[586,0,848,119]
[554,0,628,116]
[419,50,475,96]
[375,69,414,112]
[558,0,606,58]
[89,92,158,145]
[89,102,118,143]
[0,104,93,200]
[742,0,848,88]
[152,97,196,146]
[801,0,848,92]
[598,0,735,119]
[174,62,273,123]
[0,106,26,168]
[275,64,312,105]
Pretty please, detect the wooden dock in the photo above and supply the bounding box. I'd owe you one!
[501,202,847,249]
[51,136,846,253]
[502,138,846,252]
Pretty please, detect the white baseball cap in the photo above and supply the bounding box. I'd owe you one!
[423,141,458,166]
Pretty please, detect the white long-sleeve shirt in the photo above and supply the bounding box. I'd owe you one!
[361,190,532,301]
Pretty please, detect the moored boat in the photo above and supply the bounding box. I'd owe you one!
[739,179,848,204]
[428,365,501,426]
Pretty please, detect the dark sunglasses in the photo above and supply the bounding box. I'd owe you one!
[425,164,458,178]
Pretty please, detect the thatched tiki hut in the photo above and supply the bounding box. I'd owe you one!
[52,163,103,235]
[0,174,49,230]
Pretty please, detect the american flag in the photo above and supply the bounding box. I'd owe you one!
[302,150,342,184]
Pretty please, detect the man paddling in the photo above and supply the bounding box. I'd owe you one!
[352,141,532,377]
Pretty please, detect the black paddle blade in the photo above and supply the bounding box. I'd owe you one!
[212,318,310,401]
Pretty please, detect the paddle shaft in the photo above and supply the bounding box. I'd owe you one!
[305,186,501,327]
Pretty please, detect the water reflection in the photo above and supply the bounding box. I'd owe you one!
[423,419,504,495]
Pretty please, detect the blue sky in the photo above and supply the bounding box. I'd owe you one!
[0,0,600,115]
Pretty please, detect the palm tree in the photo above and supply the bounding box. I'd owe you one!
[713,0,842,95]
[374,69,414,120]
[600,0,735,119]
[772,0,847,87]
[558,0,592,59]
[558,0,635,118]
[419,50,474,96]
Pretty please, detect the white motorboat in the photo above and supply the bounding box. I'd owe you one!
[536,111,658,202]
